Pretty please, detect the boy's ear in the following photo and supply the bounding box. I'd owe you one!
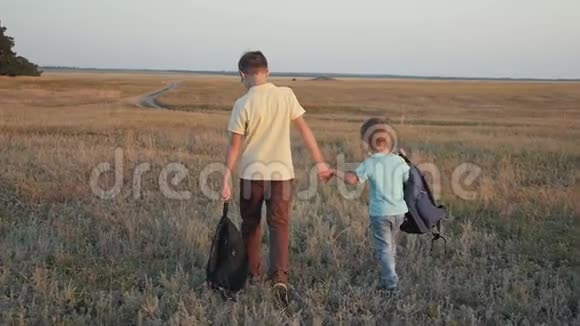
[239,71,246,82]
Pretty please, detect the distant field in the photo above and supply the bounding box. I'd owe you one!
[1,72,579,325]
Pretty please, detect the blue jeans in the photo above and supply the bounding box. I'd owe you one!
[370,214,405,289]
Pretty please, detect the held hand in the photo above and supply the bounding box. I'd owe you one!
[323,171,335,183]
[316,162,334,183]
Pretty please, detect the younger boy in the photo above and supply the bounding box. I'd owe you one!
[332,118,410,292]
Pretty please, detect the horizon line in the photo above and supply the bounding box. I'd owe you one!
[40,66,580,82]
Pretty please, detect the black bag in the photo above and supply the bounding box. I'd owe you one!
[399,154,448,250]
[206,203,248,293]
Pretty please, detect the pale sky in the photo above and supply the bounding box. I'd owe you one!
[2,0,579,79]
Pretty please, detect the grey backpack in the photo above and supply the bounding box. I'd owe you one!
[399,154,448,251]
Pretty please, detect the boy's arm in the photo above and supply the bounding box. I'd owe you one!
[333,169,359,185]
[292,116,332,181]
[221,132,243,201]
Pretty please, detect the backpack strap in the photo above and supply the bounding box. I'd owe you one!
[430,221,447,253]
[398,152,411,164]
[222,202,229,218]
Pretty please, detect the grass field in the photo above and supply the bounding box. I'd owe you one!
[1,72,579,325]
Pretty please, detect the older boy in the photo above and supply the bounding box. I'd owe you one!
[221,51,331,303]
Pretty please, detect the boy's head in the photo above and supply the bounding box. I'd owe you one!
[360,118,395,153]
[238,51,269,89]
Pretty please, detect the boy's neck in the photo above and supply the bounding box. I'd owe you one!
[371,148,392,155]
[253,80,268,86]
[246,76,269,89]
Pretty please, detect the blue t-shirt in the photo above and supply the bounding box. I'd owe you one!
[355,153,410,217]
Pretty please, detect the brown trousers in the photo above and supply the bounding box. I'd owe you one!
[239,179,292,284]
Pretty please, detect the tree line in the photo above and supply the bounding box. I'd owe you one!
[0,20,41,76]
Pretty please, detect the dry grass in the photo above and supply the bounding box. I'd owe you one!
[0,72,579,325]
[159,77,580,127]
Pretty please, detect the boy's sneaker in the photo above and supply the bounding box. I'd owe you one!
[272,283,289,308]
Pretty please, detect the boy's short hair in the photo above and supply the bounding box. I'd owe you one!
[360,118,392,152]
[238,51,268,74]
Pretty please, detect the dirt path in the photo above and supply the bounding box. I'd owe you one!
[136,82,180,109]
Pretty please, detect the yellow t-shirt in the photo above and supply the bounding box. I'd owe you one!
[228,83,305,180]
